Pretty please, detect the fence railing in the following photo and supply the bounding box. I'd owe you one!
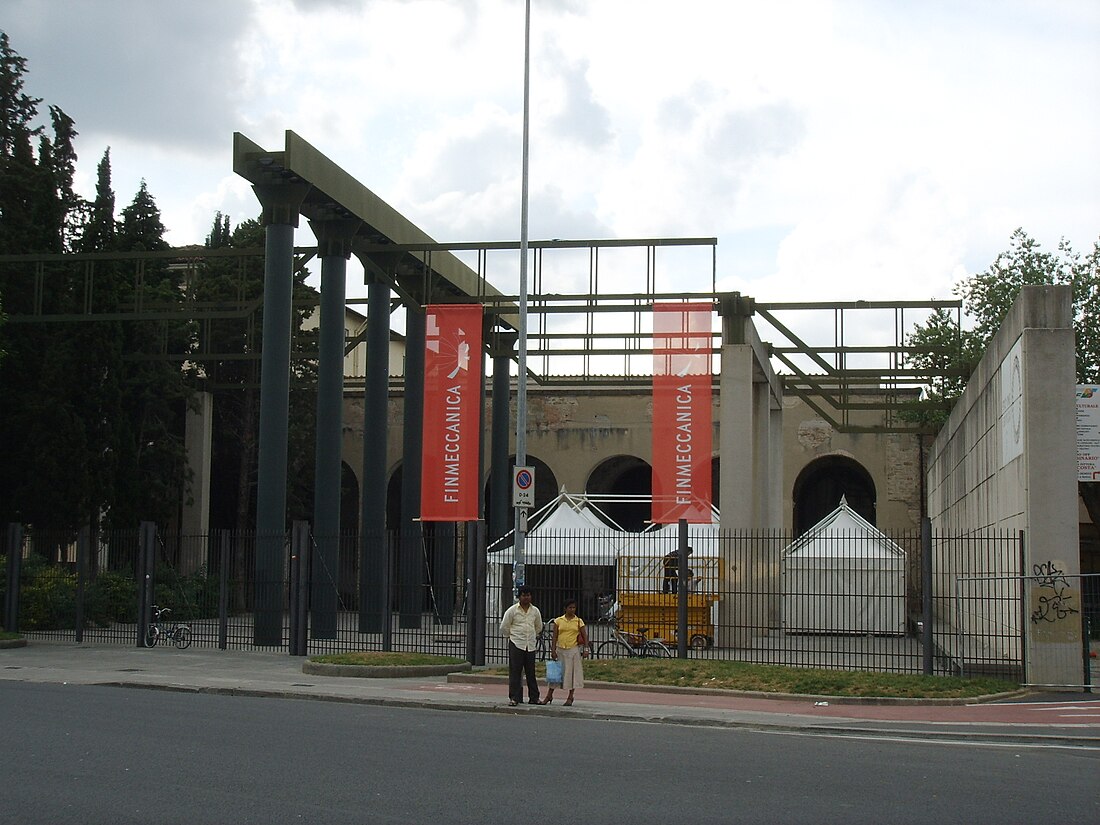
[7,521,1093,686]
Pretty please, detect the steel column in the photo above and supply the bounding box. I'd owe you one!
[310,218,358,639]
[359,277,390,633]
[252,204,301,646]
[399,306,426,628]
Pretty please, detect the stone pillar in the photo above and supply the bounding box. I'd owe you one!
[308,217,360,639]
[251,181,310,647]
[717,297,760,649]
[752,381,771,528]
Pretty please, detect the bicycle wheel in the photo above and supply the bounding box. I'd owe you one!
[689,634,711,650]
[596,640,631,659]
[144,625,159,647]
[644,640,673,658]
[174,626,192,650]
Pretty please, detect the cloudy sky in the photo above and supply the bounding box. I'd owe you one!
[5,0,1099,321]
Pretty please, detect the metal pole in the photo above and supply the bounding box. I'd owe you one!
[5,523,23,633]
[677,518,688,658]
[75,525,89,644]
[921,517,933,675]
[138,522,156,647]
[512,0,532,593]
[218,530,229,650]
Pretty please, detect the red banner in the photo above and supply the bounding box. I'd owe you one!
[421,304,483,521]
[652,303,713,524]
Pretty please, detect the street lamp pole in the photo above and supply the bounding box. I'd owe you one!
[513,0,532,593]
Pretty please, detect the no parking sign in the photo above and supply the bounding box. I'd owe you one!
[512,465,535,508]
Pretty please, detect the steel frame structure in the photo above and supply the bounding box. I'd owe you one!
[0,239,963,433]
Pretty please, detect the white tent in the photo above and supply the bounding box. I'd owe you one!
[485,492,628,617]
[781,497,907,635]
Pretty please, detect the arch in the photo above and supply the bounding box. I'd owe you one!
[482,454,559,533]
[792,454,876,536]
[586,455,652,532]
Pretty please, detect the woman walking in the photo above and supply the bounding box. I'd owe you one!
[542,598,588,706]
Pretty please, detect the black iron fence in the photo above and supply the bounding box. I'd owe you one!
[7,520,1094,685]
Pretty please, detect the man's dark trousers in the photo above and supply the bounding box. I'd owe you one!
[508,640,540,704]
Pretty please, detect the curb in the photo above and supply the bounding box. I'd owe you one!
[0,639,28,649]
[303,661,472,679]
[446,672,1030,706]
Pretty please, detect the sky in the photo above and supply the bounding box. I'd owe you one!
[4,0,1099,353]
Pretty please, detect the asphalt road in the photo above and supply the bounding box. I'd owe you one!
[2,682,1097,825]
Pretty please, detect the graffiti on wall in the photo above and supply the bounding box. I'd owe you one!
[1030,560,1079,625]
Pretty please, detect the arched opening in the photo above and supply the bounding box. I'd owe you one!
[792,455,876,536]
[586,455,652,532]
[482,454,558,536]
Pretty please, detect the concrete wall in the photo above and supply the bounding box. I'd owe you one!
[926,285,1081,685]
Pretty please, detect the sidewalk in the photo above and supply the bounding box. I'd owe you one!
[2,641,1098,747]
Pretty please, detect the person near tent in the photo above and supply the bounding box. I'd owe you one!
[541,598,588,706]
[500,586,544,706]
[662,546,692,593]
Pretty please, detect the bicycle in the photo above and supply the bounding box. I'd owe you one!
[145,605,192,649]
[595,625,672,659]
[535,621,555,661]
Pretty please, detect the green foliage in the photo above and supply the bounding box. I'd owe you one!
[84,570,138,624]
[487,658,1018,698]
[15,555,137,630]
[190,214,319,531]
[152,563,219,621]
[906,228,1100,429]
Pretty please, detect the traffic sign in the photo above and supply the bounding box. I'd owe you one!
[512,465,535,508]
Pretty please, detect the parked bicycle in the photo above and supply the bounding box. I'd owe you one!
[595,624,672,659]
[535,620,555,661]
[145,605,192,649]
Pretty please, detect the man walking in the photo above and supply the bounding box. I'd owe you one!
[500,586,543,706]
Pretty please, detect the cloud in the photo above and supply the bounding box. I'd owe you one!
[3,0,254,155]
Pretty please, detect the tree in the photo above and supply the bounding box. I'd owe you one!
[106,181,192,527]
[190,215,319,532]
[907,228,1100,528]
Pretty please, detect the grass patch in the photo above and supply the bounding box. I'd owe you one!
[0,630,23,641]
[486,659,1016,699]
[310,652,466,667]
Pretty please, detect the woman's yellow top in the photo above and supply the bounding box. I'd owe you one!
[553,615,585,649]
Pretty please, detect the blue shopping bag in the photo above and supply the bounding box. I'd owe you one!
[545,658,563,687]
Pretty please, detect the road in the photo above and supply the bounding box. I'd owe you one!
[2,682,1096,825]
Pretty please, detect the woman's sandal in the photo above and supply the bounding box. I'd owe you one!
[508,700,518,707]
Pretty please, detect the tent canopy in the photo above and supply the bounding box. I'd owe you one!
[783,497,906,561]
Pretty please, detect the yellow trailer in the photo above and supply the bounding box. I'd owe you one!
[616,592,716,648]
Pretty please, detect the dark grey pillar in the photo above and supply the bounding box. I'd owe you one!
[252,182,310,647]
[399,306,426,629]
[4,524,22,633]
[309,218,360,639]
[358,274,390,633]
[489,331,516,543]
[921,517,933,675]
